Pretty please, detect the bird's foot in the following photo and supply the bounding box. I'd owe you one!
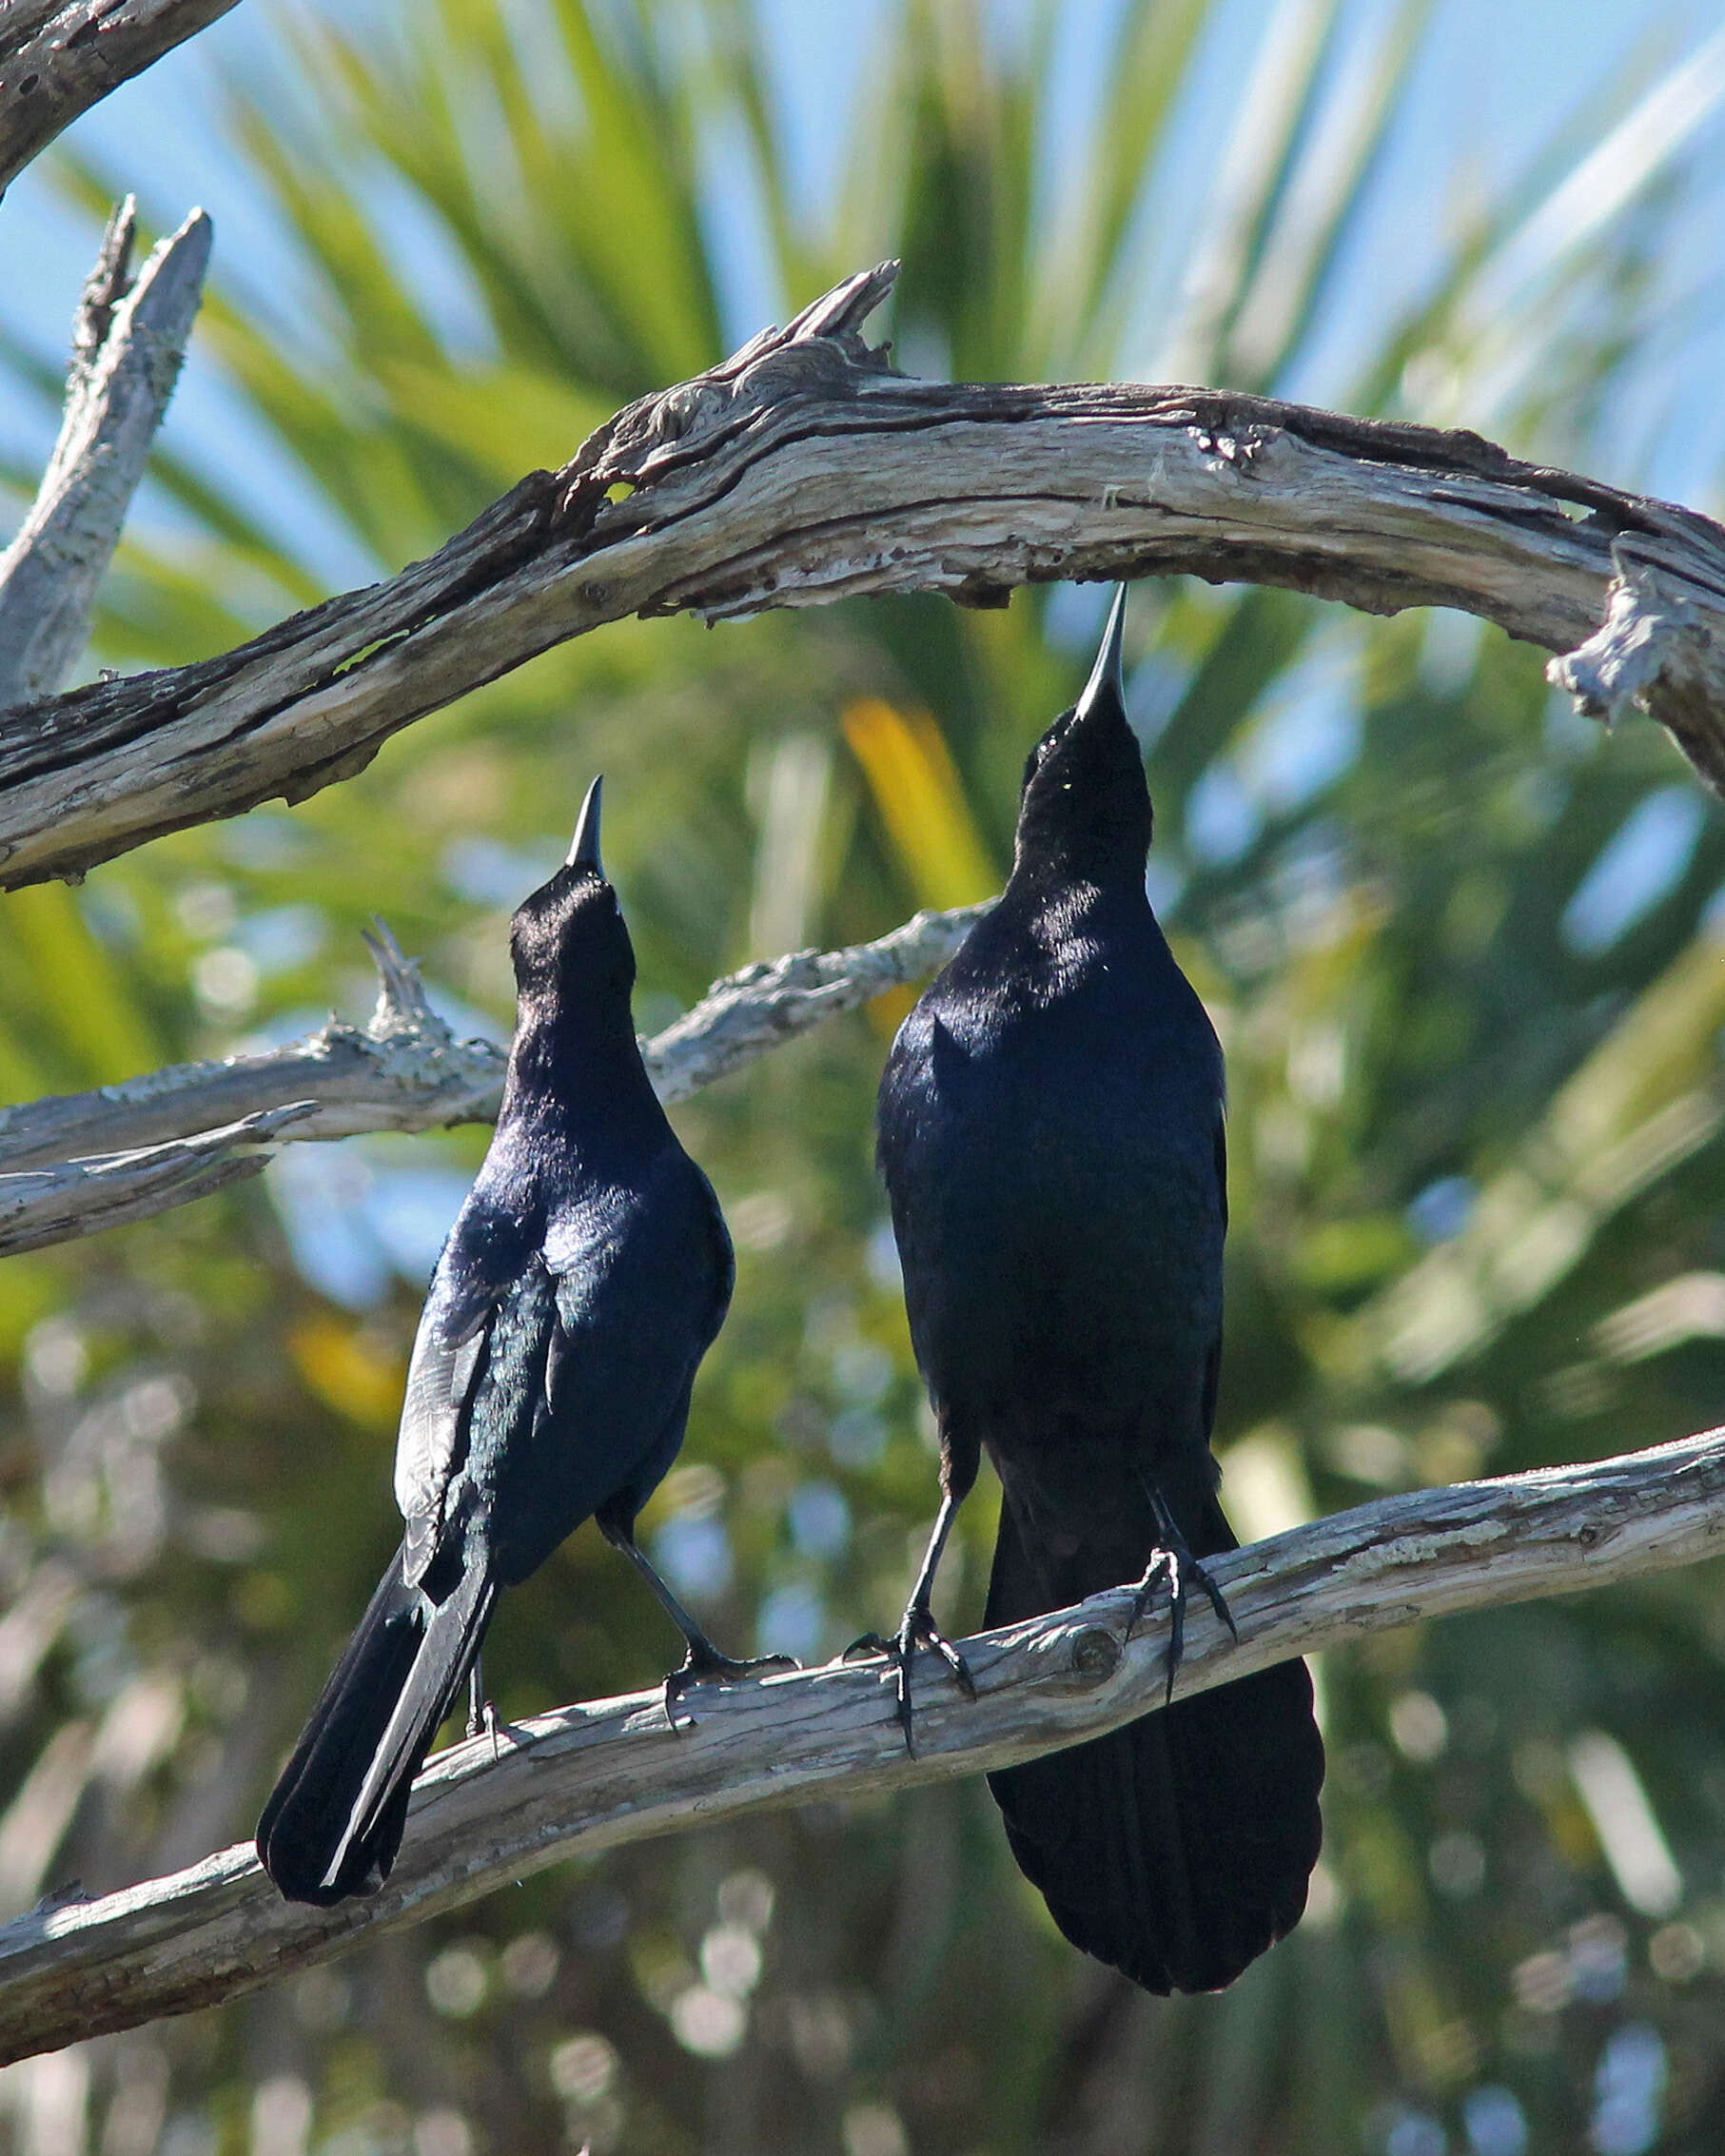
[465,1695,503,1762]
[851,1603,975,1758]
[661,1642,799,1732]
[1127,1526,1237,1705]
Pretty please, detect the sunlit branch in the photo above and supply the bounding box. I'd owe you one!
[0,2,239,198]
[0,1424,1719,2064]
[6,263,1725,892]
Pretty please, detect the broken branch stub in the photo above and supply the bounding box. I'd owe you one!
[0,198,211,707]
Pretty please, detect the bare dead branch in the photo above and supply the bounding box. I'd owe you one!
[0,1103,314,1256]
[6,262,1725,891]
[0,926,503,1183]
[0,906,988,1254]
[0,2,240,198]
[0,1422,1717,2063]
[0,197,210,704]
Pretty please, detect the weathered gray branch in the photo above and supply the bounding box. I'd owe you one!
[0,1,239,198]
[0,906,988,1255]
[0,1102,313,1256]
[0,1422,1718,2064]
[0,197,210,704]
[7,261,1725,891]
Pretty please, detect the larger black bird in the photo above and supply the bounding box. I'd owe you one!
[875,591,1324,1994]
[259,779,783,1906]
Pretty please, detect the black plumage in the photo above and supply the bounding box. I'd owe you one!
[258,779,781,1906]
[874,591,1324,1993]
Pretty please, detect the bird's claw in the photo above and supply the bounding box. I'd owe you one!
[661,1646,799,1732]
[466,1695,502,1763]
[1127,1528,1237,1705]
[870,1604,975,1758]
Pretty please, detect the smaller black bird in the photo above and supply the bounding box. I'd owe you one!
[258,779,787,1907]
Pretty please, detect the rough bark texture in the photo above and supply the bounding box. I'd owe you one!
[0,0,240,197]
[0,906,988,1253]
[6,263,1725,891]
[0,197,210,704]
[0,1422,1719,2064]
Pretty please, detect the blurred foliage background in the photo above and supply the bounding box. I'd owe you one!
[5,2,1725,2151]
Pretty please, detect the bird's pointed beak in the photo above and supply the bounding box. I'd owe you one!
[566,774,604,872]
[1075,584,1128,723]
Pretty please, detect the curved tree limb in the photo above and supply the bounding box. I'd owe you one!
[0,905,989,1255]
[6,262,1725,891]
[0,197,210,705]
[0,1,239,198]
[0,1423,1719,2064]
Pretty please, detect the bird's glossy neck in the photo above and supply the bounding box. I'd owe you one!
[1006,821,1150,911]
[500,994,660,1133]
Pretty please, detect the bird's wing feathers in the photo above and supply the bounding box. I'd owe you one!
[389,1154,732,1590]
[392,1211,532,1575]
[394,1278,493,1574]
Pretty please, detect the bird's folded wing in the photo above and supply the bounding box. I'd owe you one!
[392,1260,504,1570]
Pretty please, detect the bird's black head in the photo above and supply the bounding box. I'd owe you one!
[508,775,637,1014]
[1013,586,1151,888]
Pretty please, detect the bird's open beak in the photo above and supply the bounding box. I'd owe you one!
[566,774,604,872]
[1074,585,1128,722]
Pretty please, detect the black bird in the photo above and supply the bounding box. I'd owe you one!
[874,591,1324,1994]
[258,779,786,1906]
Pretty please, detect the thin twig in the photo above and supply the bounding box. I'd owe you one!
[0,907,989,1254]
[0,1422,1719,2063]
[6,264,1725,889]
[0,198,210,705]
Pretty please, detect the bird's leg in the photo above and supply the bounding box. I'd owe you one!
[598,1522,796,1731]
[466,1655,501,1760]
[846,1485,977,1756]
[1127,1488,1238,1705]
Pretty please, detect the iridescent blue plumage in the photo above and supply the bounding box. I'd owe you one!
[258,779,774,1905]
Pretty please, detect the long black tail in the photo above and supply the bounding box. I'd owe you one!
[984,1480,1323,1994]
[257,1544,497,1906]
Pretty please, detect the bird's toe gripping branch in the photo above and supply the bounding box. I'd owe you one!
[1127,1499,1240,1706]
[465,1659,503,1761]
[846,1599,977,1757]
[661,1642,800,1730]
